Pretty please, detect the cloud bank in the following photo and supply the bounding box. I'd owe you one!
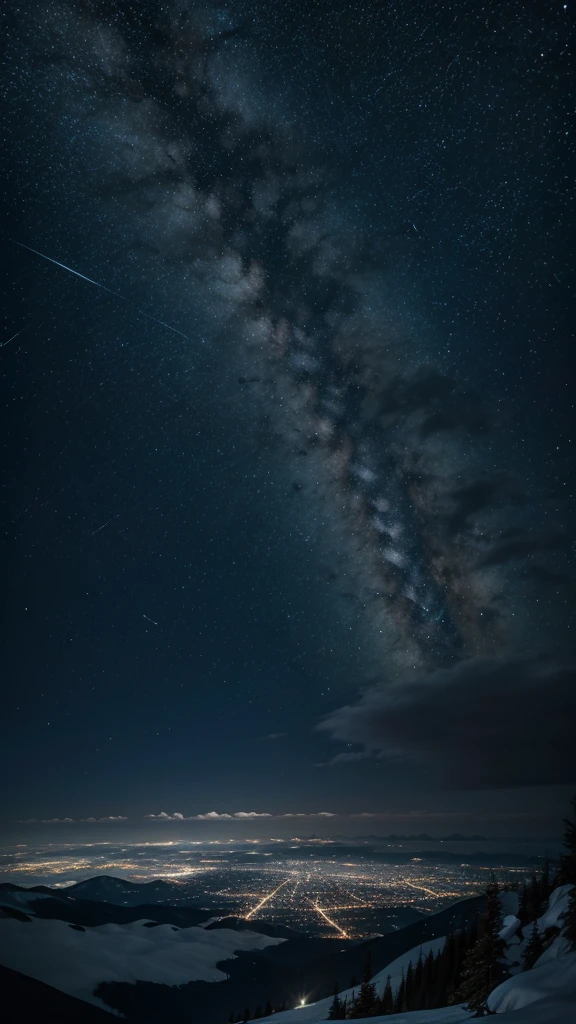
[318,657,576,789]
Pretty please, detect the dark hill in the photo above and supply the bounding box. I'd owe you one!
[0,963,113,1023]
[0,889,221,929]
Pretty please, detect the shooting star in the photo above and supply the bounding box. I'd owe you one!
[142,614,158,626]
[91,514,120,535]
[0,325,28,348]
[12,241,192,342]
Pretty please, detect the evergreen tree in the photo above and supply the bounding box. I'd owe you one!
[420,951,436,1010]
[378,975,393,1015]
[527,873,544,921]
[404,960,415,1011]
[228,1014,234,1023]
[558,797,576,885]
[413,949,424,998]
[264,1001,273,1017]
[541,856,551,904]
[522,920,545,971]
[351,950,378,1017]
[393,970,406,1014]
[253,1008,263,1020]
[328,985,345,1020]
[556,797,576,948]
[564,886,576,948]
[241,1010,250,1024]
[455,880,508,1015]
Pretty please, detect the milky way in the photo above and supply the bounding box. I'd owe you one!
[3,0,573,794]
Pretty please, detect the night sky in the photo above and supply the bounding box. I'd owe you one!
[1,0,574,838]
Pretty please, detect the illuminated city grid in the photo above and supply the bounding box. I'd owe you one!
[1,840,533,939]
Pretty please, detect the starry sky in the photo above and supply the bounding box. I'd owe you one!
[1,0,574,840]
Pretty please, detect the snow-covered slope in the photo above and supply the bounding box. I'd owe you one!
[487,885,576,1016]
[0,913,285,1013]
[258,937,450,1024]
[258,887,575,1024]
[259,1004,471,1024]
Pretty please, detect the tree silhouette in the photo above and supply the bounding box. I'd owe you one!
[522,919,545,971]
[455,879,507,1015]
[327,984,346,1020]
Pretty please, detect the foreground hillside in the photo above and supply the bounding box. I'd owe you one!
[0,880,483,1023]
[258,886,576,1024]
[0,878,574,1022]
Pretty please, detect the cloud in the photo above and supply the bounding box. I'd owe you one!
[189,810,337,820]
[79,816,128,823]
[280,811,338,818]
[18,816,128,824]
[231,812,273,819]
[318,657,576,789]
[145,811,188,820]
[193,812,233,820]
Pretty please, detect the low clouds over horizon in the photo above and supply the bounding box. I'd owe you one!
[147,810,338,821]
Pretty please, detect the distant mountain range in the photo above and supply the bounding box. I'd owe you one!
[332,833,489,842]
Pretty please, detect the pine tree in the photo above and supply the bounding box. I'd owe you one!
[558,796,576,948]
[420,950,436,1009]
[351,981,378,1017]
[564,887,576,948]
[404,960,415,1011]
[393,970,406,1014]
[378,975,393,1015]
[558,797,576,884]
[241,1010,250,1024]
[455,879,508,1015]
[351,950,378,1017]
[541,856,551,904]
[517,883,529,926]
[264,1001,273,1017]
[328,985,345,1020]
[530,873,544,920]
[522,919,545,970]
[413,949,424,999]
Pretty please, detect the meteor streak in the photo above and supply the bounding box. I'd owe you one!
[12,241,192,341]
[0,326,28,348]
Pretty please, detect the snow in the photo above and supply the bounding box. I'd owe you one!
[258,937,448,1024]
[488,886,576,1017]
[259,888,575,1024]
[538,884,573,933]
[0,890,53,911]
[500,914,522,943]
[259,1005,472,1024]
[0,914,285,1013]
[488,937,576,1014]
